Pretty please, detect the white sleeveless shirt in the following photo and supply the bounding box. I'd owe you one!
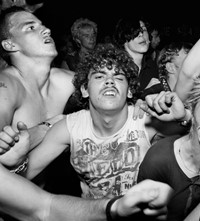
[66,105,151,199]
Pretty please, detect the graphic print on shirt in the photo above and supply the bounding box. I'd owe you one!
[71,129,147,199]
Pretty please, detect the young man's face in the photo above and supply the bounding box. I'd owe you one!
[7,11,57,58]
[125,21,150,54]
[81,65,132,112]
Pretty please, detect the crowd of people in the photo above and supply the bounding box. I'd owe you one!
[1,1,200,221]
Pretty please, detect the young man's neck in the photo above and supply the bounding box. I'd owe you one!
[90,105,129,137]
[125,46,143,72]
[11,61,52,89]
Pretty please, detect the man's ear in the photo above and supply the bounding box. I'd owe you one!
[80,85,89,98]
[1,40,16,52]
[166,62,176,74]
[127,88,133,98]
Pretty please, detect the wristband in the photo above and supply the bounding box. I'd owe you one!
[106,195,123,221]
[38,121,52,128]
[10,158,28,174]
[178,108,192,128]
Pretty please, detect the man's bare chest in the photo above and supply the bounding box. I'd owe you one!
[12,92,65,128]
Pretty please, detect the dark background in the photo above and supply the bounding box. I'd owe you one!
[34,1,199,46]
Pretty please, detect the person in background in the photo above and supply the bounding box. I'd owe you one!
[143,41,193,145]
[157,41,193,91]
[0,0,44,13]
[61,17,98,115]
[60,17,98,72]
[147,23,161,62]
[113,15,159,94]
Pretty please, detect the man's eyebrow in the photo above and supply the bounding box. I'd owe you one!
[19,20,40,29]
[90,70,106,75]
[114,71,125,76]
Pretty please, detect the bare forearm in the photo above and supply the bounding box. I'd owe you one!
[174,73,194,102]
[48,195,109,221]
[0,164,51,221]
[0,162,109,221]
[28,125,49,151]
[29,114,65,151]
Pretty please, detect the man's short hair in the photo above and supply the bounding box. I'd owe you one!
[0,6,27,63]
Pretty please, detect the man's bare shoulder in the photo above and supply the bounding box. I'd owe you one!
[51,67,75,79]
[50,67,75,94]
[0,67,26,116]
[0,67,23,90]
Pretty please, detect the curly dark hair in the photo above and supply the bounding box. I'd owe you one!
[72,43,140,109]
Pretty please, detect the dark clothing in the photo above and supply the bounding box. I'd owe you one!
[62,51,84,114]
[64,51,80,72]
[63,95,82,114]
[137,135,200,221]
[138,54,159,92]
[43,150,82,197]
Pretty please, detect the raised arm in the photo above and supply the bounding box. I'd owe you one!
[140,91,192,142]
[143,91,191,122]
[175,38,200,102]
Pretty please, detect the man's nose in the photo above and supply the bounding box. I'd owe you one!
[105,77,115,86]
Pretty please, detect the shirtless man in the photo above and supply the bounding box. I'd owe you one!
[0,6,75,152]
[0,8,76,220]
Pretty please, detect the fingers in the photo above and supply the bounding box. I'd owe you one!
[116,180,172,219]
[145,91,174,115]
[17,121,28,133]
[130,180,173,206]
[0,126,19,154]
[143,206,168,218]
